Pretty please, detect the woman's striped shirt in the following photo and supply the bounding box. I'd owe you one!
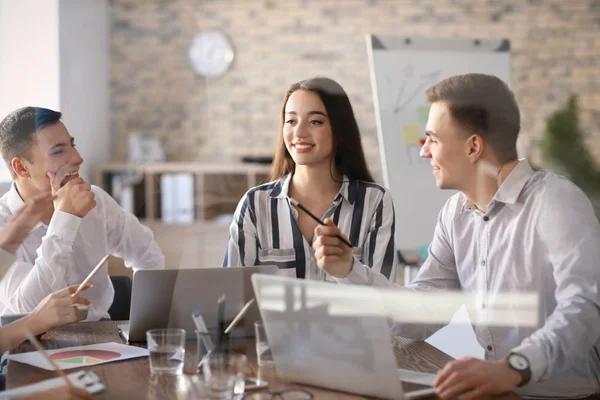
[223,173,398,282]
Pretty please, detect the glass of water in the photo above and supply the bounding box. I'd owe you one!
[196,329,232,370]
[146,328,186,375]
[202,352,247,400]
[254,321,275,368]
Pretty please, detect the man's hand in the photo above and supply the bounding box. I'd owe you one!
[48,167,96,218]
[434,357,522,400]
[312,218,353,278]
[27,284,92,336]
[0,192,55,254]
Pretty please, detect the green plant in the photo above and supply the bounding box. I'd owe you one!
[539,95,600,216]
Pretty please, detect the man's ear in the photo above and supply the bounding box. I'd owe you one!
[11,157,31,179]
[466,134,485,162]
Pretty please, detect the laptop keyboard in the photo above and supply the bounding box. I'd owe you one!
[403,381,435,392]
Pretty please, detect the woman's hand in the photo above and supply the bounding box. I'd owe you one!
[27,284,92,336]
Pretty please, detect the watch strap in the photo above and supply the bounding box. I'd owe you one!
[508,352,532,387]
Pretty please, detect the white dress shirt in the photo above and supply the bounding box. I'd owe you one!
[0,184,165,321]
[339,160,600,398]
[0,249,16,280]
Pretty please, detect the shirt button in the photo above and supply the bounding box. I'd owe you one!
[481,303,486,309]
[483,216,489,222]
[481,260,486,266]
[310,257,315,262]
[487,345,493,351]
[267,250,273,255]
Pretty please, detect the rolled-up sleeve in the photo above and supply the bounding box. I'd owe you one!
[361,189,398,281]
[0,249,16,279]
[511,182,600,382]
[223,192,259,267]
[103,188,164,271]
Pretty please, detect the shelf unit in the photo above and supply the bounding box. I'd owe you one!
[93,162,271,221]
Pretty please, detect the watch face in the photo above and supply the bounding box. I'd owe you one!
[188,30,234,78]
[509,354,529,370]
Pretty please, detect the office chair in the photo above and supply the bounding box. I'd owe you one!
[108,275,132,321]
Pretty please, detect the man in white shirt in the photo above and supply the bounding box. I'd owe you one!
[0,107,165,321]
[313,74,600,399]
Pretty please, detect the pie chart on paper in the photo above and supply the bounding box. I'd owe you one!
[9,342,149,370]
[50,350,121,366]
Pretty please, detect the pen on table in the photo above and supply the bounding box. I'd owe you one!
[72,254,110,297]
[224,298,255,334]
[26,334,73,388]
[118,328,129,344]
[216,294,226,352]
[288,197,353,248]
[192,310,214,352]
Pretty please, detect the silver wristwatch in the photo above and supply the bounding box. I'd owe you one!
[507,352,531,387]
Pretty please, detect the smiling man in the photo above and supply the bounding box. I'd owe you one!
[0,107,165,321]
[313,74,600,399]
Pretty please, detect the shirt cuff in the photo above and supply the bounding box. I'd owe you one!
[510,343,549,382]
[47,210,82,243]
[335,258,368,285]
[0,248,17,279]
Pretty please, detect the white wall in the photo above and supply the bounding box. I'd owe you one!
[0,0,60,115]
[58,0,110,182]
[0,0,109,184]
[0,0,60,183]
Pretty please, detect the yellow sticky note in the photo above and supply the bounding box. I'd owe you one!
[402,125,422,145]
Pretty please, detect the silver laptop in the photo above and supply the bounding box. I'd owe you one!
[251,274,437,400]
[118,266,279,342]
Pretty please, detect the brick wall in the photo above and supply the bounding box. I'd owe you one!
[110,0,600,177]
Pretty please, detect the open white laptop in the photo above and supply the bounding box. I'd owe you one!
[118,266,278,342]
[251,274,437,400]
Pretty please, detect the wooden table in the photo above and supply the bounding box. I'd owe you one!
[6,321,521,399]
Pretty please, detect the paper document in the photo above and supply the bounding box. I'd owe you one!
[397,368,436,386]
[0,370,106,398]
[9,341,148,370]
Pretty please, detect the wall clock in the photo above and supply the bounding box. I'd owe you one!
[188,30,234,78]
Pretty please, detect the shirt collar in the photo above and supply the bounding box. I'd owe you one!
[7,182,25,214]
[7,182,46,230]
[333,176,353,204]
[493,159,534,205]
[269,174,292,199]
[269,173,354,204]
[461,159,534,212]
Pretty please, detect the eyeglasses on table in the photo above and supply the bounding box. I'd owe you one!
[243,388,313,400]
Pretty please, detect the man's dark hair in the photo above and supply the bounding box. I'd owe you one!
[0,107,62,177]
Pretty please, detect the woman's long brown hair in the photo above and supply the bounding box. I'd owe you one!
[270,77,374,183]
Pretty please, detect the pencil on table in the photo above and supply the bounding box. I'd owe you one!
[224,298,255,334]
[216,294,226,352]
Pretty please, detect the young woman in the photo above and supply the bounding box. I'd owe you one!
[0,192,93,399]
[224,77,397,282]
